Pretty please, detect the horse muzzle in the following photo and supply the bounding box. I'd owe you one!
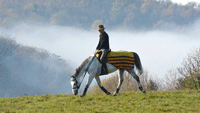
[72,89,78,95]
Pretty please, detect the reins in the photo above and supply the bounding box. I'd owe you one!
[77,55,96,88]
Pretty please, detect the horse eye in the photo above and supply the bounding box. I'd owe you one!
[71,78,74,81]
[72,81,76,85]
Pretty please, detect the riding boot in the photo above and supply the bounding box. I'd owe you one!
[101,58,108,75]
[99,49,109,75]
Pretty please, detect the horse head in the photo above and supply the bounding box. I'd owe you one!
[70,75,80,95]
[70,56,93,95]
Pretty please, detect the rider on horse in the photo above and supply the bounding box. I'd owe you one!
[71,25,145,96]
[94,25,110,74]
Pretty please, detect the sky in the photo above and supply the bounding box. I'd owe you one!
[171,0,200,5]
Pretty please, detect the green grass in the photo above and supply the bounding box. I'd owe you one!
[0,90,200,113]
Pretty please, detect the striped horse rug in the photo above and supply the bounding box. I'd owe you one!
[96,51,135,69]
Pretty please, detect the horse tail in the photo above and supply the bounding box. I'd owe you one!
[133,52,143,75]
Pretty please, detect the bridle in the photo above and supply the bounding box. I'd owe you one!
[71,55,96,90]
[71,76,81,89]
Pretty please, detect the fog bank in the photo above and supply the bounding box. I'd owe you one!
[1,21,200,83]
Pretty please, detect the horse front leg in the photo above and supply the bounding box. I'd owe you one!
[113,69,124,96]
[95,76,110,95]
[81,74,95,97]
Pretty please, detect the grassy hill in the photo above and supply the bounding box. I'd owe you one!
[0,90,200,113]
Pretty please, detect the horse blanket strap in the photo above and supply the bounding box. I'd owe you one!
[96,50,135,70]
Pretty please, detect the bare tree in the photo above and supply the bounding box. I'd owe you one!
[178,48,200,78]
[164,47,200,90]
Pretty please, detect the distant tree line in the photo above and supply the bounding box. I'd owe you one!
[1,0,200,30]
[0,36,73,97]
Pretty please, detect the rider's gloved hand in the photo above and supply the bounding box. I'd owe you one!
[94,50,99,55]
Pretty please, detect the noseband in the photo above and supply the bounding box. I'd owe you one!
[71,76,80,89]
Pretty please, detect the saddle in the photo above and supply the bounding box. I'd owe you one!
[96,50,110,75]
[96,50,135,75]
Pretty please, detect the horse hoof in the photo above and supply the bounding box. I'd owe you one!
[113,93,117,96]
[143,91,146,93]
[107,92,111,95]
[80,95,85,97]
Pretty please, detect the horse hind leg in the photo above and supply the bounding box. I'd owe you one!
[113,69,125,96]
[127,69,146,93]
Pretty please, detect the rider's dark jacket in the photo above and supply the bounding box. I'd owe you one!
[96,31,110,50]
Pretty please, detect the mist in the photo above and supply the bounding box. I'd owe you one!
[0,20,200,96]
[0,36,74,97]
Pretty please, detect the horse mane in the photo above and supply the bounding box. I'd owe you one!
[73,56,92,77]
